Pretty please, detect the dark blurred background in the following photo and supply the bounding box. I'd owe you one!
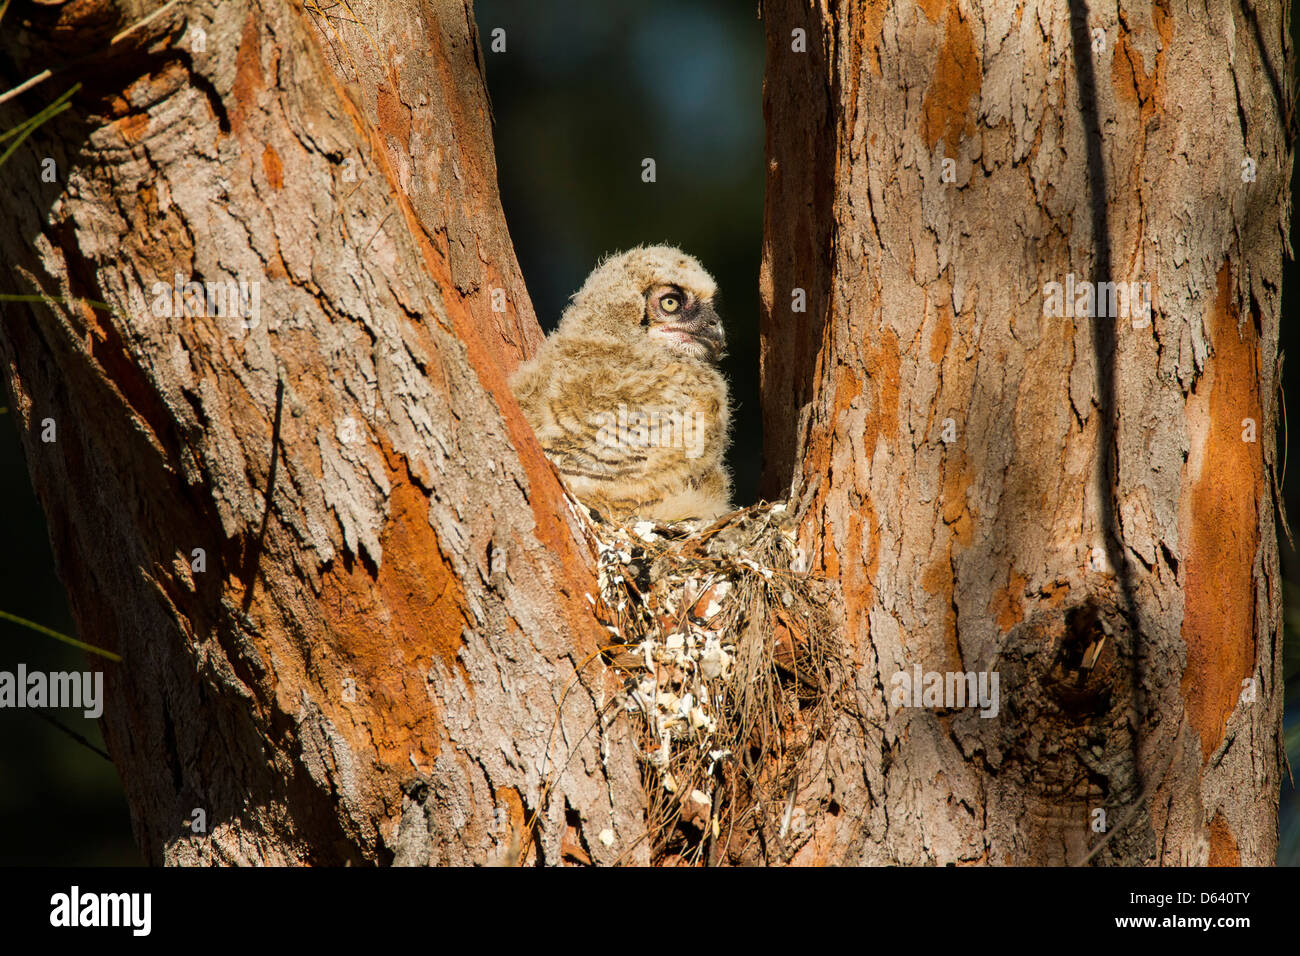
[0,0,1295,865]
[475,1,767,502]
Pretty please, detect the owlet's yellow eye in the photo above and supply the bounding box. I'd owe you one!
[661,296,680,313]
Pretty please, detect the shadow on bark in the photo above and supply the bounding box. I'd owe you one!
[757,6,836,501]
[0,28,374,865]
[1066,0,1148,864]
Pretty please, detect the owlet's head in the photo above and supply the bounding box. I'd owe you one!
[556,245,726,364]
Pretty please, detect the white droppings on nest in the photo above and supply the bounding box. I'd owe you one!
[705,749,730,776]
[698,637,732,681]
[588,502,820,801]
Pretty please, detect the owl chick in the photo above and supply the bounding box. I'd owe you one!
[510,245,732,523]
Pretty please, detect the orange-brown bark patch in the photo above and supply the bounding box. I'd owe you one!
[921,553,950,599]
[229,9,265,136]
[1111,27,1146,108]
[261,144,284,191]
[941,451,976,547]
[375,448,471,673]
[799,405,835,576]
[864,327,901,456]
[922,545,957,658]
[833,363,865,454]
[376,81,412,155]
[1111,1,1171,118]
[850,504,878,603]
[930,303,952,365]
[116,108,151,144]
[916,0,947,24]
[828,503,877,651]
[495,786,525,834]
[1179,262,1261,764]
[1042,579,1071,608]
[307,439,476,770]
[1207,811,1240,865]
[990,568,1028,631]
[922,6,980,152]
[856,2,890,78]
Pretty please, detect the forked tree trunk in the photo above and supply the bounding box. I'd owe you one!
[0,0,1289,865]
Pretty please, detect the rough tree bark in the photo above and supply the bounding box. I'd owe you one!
[0,0,637,866]
[0,0,1289,865]
[760,0,1290,864]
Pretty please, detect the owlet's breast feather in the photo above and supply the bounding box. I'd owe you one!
[509,245,733,523]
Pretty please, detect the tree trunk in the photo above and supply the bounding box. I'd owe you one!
[0,0,1289,866]
[0,0,639,866]
[760,0,1290,864]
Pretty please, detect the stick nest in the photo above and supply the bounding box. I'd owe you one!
[587,502,846,865]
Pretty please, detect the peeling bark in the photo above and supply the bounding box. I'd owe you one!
[0,0,1289,867]
[0,0,638,866]
[760,0,1290,864]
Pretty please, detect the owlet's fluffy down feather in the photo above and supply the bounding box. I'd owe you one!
[510,246,732,523]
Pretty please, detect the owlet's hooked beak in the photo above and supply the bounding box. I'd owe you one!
[646,289,726,363]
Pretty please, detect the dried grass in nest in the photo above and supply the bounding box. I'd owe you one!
[587,501,846,865]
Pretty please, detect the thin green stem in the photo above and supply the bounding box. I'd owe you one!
[0,292,118,315]
[0,610,122,662]
[0,82,81,169]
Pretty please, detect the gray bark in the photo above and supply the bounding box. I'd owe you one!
[760,0,1289,864]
